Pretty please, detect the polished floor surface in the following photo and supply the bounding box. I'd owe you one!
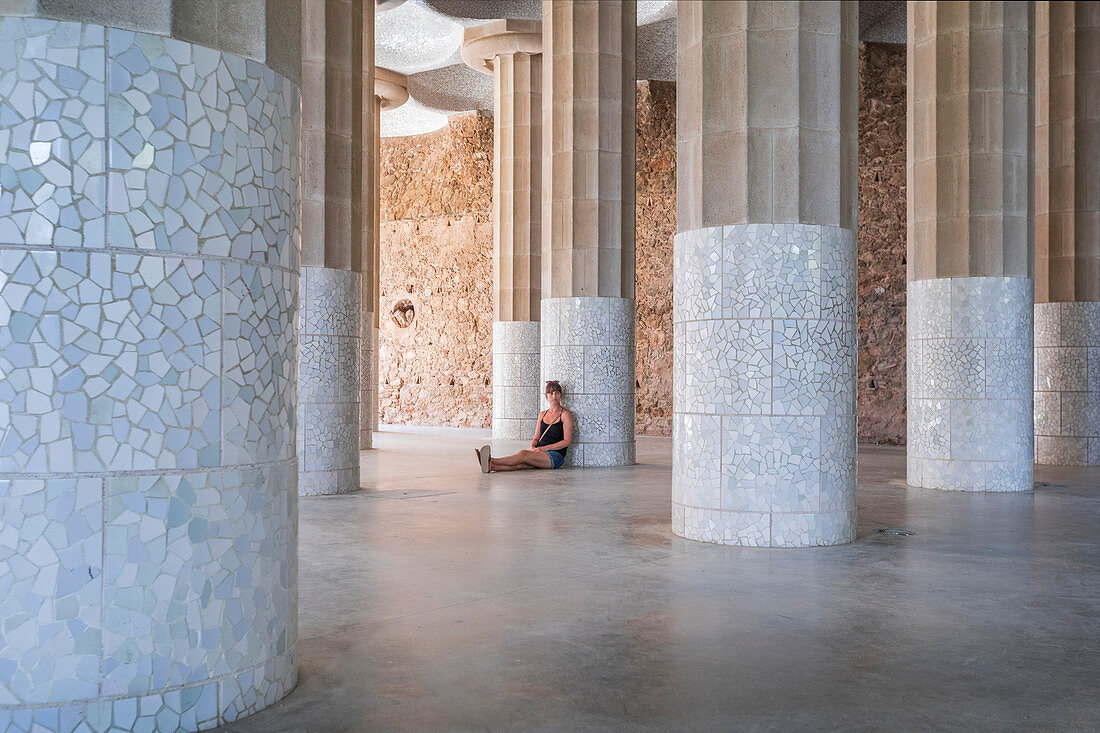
[219,427,1100,732]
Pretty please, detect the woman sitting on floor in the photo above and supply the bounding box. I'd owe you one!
[476,380,573,472]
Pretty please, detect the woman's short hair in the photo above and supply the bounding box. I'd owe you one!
[545,380,563,395]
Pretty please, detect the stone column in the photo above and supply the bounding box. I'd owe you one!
[299,0,371,495]
[463,20,543,440]
[672,1,858,547]
[362,67,409,447]
[907,1,1035,491]
[0,6,299,729]
[541,0,636,466]
[1033,1,1100,466]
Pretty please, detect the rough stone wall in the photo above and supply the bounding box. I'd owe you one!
[378,113,494,427]
[377,56,908,443]
[857,42,907,444]
[635,81,676,436]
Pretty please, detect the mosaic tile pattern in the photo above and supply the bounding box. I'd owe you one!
[540,297,635,467]
[672,224,857,547]
[106,29,299,270]
[493,320,541,440]
[0,20,299,729]
[298,266,361,495]
[1034,302,1100,465]
[222,263,297,466]
[908,277,1034,489]
[0,19,106,249]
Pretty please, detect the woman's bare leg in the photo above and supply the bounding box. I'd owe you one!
[490,449,552,471]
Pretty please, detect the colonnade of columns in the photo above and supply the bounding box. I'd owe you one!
[1,1,1098,726]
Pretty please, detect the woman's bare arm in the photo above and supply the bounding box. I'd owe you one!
[531,410,545,449]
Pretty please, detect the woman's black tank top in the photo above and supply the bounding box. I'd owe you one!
[536,412,567,456]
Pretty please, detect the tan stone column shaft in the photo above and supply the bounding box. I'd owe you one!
[1033,1,1100,465]
[463,20,544,440]
[299,0,372,494]
[673,1,859,548]
[540,0,636,467]
[906,1,1035,492]
[360,67,409,445]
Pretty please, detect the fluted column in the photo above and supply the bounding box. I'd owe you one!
[463,20,543,440]
[541,0,636,466]
[907,1,1035,491]
[299,0,372,495]
[672,1,858,547]
[0,5,300,728]
[361,67,409,447]
[1033,1,1100,466]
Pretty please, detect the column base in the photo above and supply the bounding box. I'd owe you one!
[540,297,635,467]
[299,266,362,495]
[671,224,857,547]
[493,321,541,440]
[908,277,1034,491]
[1034,302,1100,466]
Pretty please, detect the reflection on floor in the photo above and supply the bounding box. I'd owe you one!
[219,426,1100,731]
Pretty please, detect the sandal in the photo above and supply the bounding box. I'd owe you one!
[479,444,492,473]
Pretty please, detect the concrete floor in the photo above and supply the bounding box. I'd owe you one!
[219,427,1100,732]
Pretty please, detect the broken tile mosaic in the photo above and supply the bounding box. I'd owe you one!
[908,277,1033,490]
[541,297,635,467]
[672,223,857,547]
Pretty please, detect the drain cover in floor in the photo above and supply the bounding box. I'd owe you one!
[876,527,914,536]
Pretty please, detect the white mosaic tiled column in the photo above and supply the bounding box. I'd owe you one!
[493,321,541,440]
[299,267,361,495]
[1034,302,1100,465]
[0,19,299,730]
[671,224,857,547]
[907,278,1034,490]
[540,297,635,466]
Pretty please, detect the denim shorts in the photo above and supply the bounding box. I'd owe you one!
[546,449,565,469]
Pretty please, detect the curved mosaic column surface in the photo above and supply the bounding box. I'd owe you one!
[1034,302,1100,465]
[299,267,360,495]
[540,298,635,466]
[493,321,540,440]
[0,19,299,730]
[907,278,1034,490]
[672,224,857,547]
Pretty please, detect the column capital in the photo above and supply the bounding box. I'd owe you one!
[375,66,409,110]
[461,19,542,75]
